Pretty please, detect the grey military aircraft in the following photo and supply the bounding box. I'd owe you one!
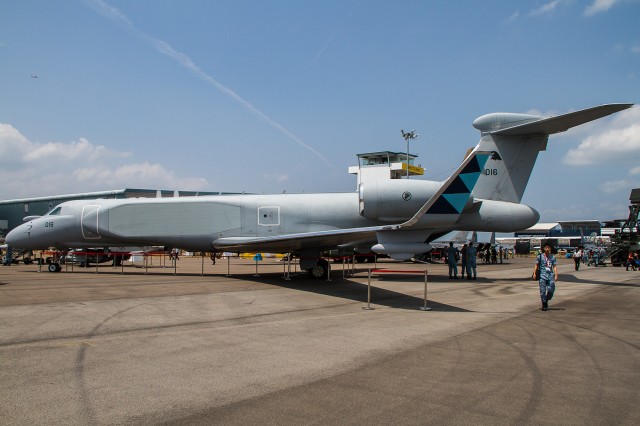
[6,103,633,275]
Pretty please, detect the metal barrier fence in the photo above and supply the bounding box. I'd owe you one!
[364,268,430,311]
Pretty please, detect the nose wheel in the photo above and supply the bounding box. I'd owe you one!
[48,263,62,273]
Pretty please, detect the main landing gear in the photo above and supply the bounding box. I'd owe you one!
[307,259,329,279]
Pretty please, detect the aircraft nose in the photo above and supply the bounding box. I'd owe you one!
[5,222,32,248]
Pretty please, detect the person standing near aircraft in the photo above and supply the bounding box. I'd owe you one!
[460,243,468,279]
[447,242,458,279]
[466,242,477,280]
[533,242,558,311]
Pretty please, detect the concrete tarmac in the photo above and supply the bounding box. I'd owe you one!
[1,256,639,425]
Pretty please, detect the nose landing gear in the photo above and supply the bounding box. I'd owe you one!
[47,263,62,272]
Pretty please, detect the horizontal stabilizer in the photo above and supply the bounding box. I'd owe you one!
[491,103,633,136]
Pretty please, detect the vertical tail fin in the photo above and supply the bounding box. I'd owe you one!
[470,103,633,203]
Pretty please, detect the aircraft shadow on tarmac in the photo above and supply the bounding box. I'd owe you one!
[469,271,640,288]
[226,272,470,312]
[560,272,640,287]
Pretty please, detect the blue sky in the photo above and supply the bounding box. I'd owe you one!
[1,0,639,223]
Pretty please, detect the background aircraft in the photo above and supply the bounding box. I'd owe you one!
[6,103,632,276]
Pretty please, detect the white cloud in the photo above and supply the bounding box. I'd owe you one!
[0,123,210,199]
[529,0,565,16]
[563,107,640,166]
[584,0,619,16]
[506,11,520,22]
[596,165,640,195]
[631,45,640,53]
[598,179,632,194]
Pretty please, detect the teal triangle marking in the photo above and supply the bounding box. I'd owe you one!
[476,154,490,170]
[459,171,480,191]
[443,193,470,213]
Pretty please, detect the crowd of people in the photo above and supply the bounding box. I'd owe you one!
[444,242,513,280]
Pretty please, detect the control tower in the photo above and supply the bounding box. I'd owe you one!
[348,151,424,187]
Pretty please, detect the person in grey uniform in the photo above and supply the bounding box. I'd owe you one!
[466,242,477,280]
[447,242,458,279]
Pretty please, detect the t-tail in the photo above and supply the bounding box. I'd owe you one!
[470,103,633,203]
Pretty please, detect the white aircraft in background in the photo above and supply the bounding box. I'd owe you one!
[6,103,633,275]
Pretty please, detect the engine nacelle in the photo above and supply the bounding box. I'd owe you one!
[359,179,440,222]
[455,199,539,232]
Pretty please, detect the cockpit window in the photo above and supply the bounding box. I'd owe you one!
[46,207,62,216]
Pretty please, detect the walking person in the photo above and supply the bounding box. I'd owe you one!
[466,242,477,280]
[573,246,583,271]
[460,244,468,279]
[447,242,458,279]
[533,243,558,311]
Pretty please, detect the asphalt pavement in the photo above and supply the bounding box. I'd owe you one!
[1,256,638,425]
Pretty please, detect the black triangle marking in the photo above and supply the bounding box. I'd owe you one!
[428,196,458,214]
[444,176,470,194]
[462,156,481,174]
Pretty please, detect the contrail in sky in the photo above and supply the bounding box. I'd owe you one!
[89,0,332,168]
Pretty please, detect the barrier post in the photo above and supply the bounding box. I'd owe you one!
[285,255,291,280]
[95,254,99,274]
[173,253,177,275]
[419,270,432,311]
[121,253,124,274]
[201,252,204,276]
[145,253,149,275]
[253,253,263,277]
[362,269,374,310]
[342,257,346,280]
[326,257,331,282]
[226,254,231,276]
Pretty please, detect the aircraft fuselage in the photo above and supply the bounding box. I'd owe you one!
[7,181,539,252]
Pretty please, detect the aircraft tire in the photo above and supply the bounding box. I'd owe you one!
[48,263,61,273]
[308,259,329,279]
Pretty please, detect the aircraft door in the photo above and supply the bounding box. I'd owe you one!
[242,199,257,236]
[81,205,101,239]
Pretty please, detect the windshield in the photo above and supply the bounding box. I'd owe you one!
[46,206,62,216]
